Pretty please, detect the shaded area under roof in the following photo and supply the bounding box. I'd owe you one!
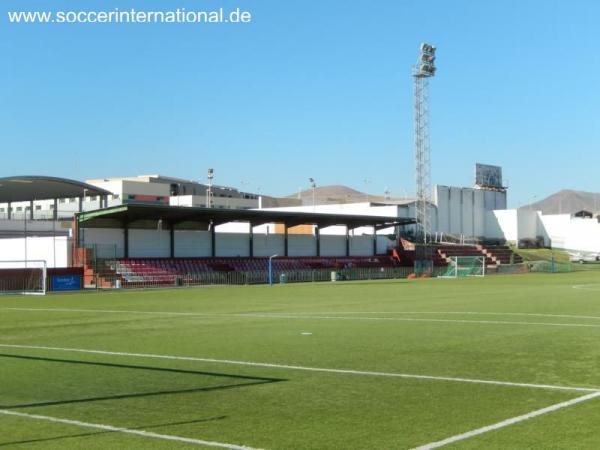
[0,176,111,203]
[78,203,415,229]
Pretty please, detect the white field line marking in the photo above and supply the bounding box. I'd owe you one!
[0,344,597,393]
[5,307,600,329]
[0,409,261,450]
[411,391,600,449]
[573,284,600,291]
[269,311,600,321]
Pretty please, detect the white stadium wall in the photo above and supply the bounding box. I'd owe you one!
[83,228,125,257]
[0,236,71,268]
[288,235,317,257]
[174,230,212,257]
[349,236,374,256]
[320,235,346,257]
[538,214,571,249]
[540,215,600,253]
[562,218,600,253]
[252,234,285,257]
[129,229,171,258]
[485,209,539,244]
[215,233,250,257]
[434,186,493,237]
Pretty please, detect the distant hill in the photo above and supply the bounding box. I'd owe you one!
[521,189,600,215]
[286,185,410,205]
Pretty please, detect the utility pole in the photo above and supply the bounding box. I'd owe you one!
[309,178,316,209]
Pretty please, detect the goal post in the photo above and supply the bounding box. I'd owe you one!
[0,260,47,295]
[440,256,485,278]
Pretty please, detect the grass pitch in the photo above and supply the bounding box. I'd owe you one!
[2,272,600,449]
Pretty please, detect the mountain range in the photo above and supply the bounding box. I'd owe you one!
[520,189,600,215]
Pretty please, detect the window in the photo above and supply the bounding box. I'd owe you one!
[35,205,42,210]
[16,207,22,212]
[112,195,120,200]
[59,199,66,204]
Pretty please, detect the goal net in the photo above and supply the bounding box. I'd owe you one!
[0,260,47,295]
[440,256,485,278]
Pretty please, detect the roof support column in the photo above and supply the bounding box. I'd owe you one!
[249,223,254,258]
[52,199,57,221]
[124,222,129,258]
[7,201,11,220]
[29,200,34,220]
[211,220,216,258]
[78,197,83,213]
[170,222,175,258]
[284,224,288,257]
[372,227,377,256]
[315,225,320,257]
[346,227,350,257]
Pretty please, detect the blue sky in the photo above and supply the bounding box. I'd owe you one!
[1,0,599,207]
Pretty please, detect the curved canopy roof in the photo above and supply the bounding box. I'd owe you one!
[0,176,111,203]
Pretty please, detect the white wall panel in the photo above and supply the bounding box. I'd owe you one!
[320,235,346,257]
[449,187,462,233]
[461,189,474,237]
[129,229,170,258]
[350,236,374,256]
[0,236,70,268]
[174,231,212,257]
[253,234,285,257]
[288,235,317,257]
[216,233,250,257]
[435,186,450,233]
[377,235,395,254]
[474,190,486,236]
[84,228,125,257]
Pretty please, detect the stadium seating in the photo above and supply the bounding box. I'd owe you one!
[392,241,523,268]
[436,245,496,267]
[480,245,524,265]
[109,256,401,285]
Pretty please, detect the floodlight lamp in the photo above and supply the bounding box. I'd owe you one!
[420,43,436,55]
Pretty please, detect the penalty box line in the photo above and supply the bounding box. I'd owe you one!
[411,390,600,449]
[0,409,261,449]
[0,344,597,394]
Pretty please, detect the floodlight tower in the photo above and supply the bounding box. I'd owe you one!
[206,168,214,208]
[413,43,436,243]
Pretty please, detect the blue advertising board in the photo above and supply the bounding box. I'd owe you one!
[51,274,82,291]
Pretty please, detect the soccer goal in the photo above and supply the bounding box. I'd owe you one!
[0,260,47,295]
[440,256,485,278]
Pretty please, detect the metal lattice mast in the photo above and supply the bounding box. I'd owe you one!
[413,43,436,244]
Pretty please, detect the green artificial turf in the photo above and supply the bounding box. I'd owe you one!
[2,272,600,449]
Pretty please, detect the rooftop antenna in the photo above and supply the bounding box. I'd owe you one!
[413,43,437,244]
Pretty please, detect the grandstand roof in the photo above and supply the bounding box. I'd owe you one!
[77,203,414,229]
[0,176,111,203]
